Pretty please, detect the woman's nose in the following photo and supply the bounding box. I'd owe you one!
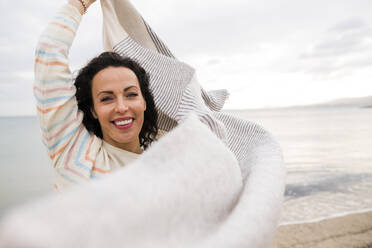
[115,98,128,113]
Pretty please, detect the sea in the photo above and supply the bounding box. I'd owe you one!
[1,106,372,224]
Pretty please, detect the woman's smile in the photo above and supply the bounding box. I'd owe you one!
[112,117,134,130]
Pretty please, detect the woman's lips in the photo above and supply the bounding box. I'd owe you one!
[112,118,134,130]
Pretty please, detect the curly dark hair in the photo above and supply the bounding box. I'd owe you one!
[74,52,158,150]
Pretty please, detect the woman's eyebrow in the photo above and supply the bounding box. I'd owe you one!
[97,90,113,97]
[124,85,138,92]
[96,86,138,97]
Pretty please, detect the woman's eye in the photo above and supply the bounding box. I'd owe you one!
[127,93,138,98]
[100,96,112,102]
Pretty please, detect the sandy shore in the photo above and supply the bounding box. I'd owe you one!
[269,210,372,248]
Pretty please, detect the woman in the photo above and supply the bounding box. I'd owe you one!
[13,1,285,246]
[74,52,158,153]
[34,0,158,190]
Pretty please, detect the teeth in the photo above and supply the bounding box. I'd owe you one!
[115,119,133,126]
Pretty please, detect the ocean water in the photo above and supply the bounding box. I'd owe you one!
[1,107,372,223]
[228,106,372,224]
[0,116,53,216]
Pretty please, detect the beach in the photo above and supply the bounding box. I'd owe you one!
[270,210,372,248]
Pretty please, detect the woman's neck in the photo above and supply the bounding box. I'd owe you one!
[104,139,143,154]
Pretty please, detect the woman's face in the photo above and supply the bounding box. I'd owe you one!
[91,66,146,153]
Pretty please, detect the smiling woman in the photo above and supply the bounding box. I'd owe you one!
[34,0,234,190]
[74,52,158,153]
[33,0,232,190]
[91,66,147,153]
[33,0,162,189]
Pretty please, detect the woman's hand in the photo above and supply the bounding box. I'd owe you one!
[68,0,97,15]
[83,0,97,8]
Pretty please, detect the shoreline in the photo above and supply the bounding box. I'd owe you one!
[279,207,372,226]
[270,210,372,248]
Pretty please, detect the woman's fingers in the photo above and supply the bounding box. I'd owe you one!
[67,0,96,15]
[85,0,97,8]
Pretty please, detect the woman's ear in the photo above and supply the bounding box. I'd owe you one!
[91,107,98,119]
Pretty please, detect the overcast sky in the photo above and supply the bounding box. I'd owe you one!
[1,0,372,116]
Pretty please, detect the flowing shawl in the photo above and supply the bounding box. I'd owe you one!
[0,1,286,247]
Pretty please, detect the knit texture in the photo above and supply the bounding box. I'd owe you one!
[0,116,243,247]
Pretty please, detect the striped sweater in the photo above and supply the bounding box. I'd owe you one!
[35,4,109,189]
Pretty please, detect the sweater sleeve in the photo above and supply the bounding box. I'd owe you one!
[34,4,97,184]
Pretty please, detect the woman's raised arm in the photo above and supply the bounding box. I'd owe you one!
[34,1,95,171]
[68,0,96,15]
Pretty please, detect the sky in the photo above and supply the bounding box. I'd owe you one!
[1,0,372,116]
